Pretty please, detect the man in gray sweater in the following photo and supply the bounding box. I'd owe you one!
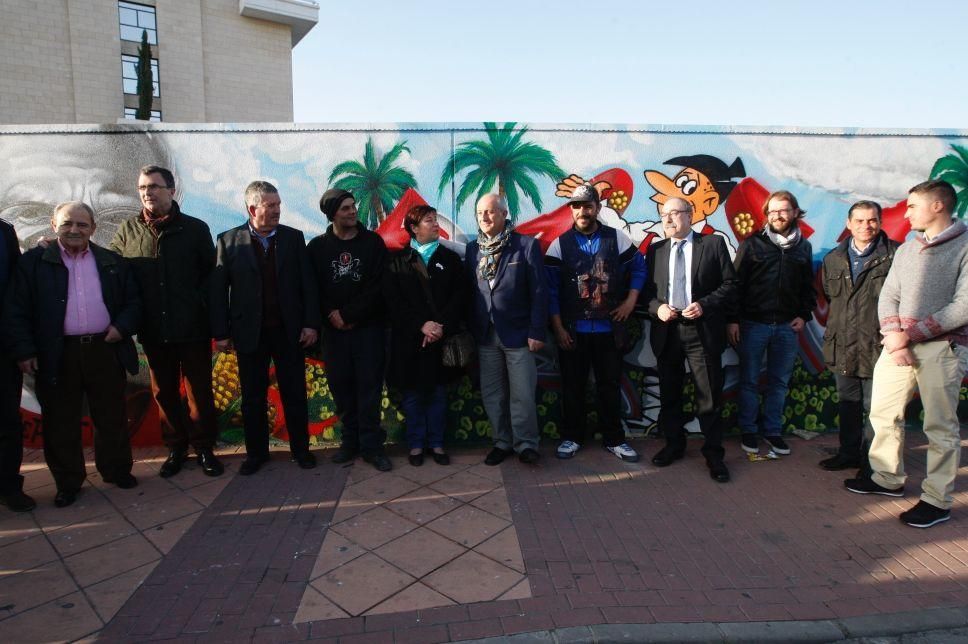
[845,180,968,528]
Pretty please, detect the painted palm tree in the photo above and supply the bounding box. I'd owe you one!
[328,138,417,228]
[438,122,565,221]
[930,143,968,218]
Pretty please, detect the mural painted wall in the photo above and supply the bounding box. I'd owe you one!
[2,122,967,449]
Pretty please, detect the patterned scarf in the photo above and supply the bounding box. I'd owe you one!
[477,224,513,281]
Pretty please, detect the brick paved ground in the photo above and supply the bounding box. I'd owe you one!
[2,431,967,642]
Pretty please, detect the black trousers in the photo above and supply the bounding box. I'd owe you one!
[656,321,725,460]
[237,326,309,460]
[0,353,24,495]
[322,325,387,455]
[558,332,625,447]
[37,336,132,493]
[834,373,872,470]
[141,340,218,452]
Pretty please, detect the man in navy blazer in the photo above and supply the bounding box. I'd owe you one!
[210,181,320,476]
[465,193,548,466]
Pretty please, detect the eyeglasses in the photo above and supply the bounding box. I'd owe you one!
[137,184,168,192]
[767,208,793,217]
[661,209,691,218]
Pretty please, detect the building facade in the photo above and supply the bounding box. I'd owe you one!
[0,0,317,124]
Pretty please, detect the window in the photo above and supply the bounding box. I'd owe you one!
[119,1,157,44]
[122,55,160,97]
[124,108,162,122]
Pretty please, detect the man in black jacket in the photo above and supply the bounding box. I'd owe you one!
[644,199,737,482]
[819,201,897,471]
[111,165,223,478]
[728,190,816,456]
[308,189,390,472]
[4,202,141,507]
[0,219,33,512]
[210,182,320,476]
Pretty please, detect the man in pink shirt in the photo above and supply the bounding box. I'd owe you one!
[4,202,141,508]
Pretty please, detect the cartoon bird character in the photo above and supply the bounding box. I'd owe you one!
[642,154,746,255]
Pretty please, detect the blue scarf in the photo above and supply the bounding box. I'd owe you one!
[410,238,439,265]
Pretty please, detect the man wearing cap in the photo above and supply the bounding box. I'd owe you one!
[465,193,548,466]
[110,165,224,479]
[5,201,141,507]
[644,198,737,482]
[308,189,390,472]
[545,184,646,462]
[210,181,320,476]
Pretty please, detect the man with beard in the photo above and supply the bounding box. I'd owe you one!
[845,180,968,529]
[110,165,223,478]
[465,193,547,466]
[308,189,390,472]
[819,201,898,473]
[546,184,645,462]
[728,190,816,456]
[644,198,737,482]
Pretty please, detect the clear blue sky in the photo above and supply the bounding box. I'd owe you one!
[292,0,967,128]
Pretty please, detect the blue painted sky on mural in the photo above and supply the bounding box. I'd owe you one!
[292,0,967,128]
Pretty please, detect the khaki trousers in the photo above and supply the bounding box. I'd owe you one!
[868,340,968,509]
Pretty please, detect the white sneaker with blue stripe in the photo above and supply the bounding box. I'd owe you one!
[605,442,640,462]
[556,440,580,459]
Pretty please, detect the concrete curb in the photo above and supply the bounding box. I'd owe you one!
[454,606,968,643]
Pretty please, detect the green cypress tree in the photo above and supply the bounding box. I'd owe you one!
[135,29,153,120]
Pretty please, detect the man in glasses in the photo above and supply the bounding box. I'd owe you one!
[110,165,224,478]
[644,198,737,481]
[728,190,816,456]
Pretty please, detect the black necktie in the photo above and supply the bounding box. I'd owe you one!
[672,240,687,310]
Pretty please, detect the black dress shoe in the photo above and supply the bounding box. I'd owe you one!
[409,453,424,466]
[484,447,513,466]
[0,490,37,512]
[293,452,317,469]
[819,454,861,471]
[54,490,78,508]
[363,453,392,472]
[104,473,138,489]
[159,450,187,478]
[239,457,268,476]
[651,446,685,467]
[518,448,540,464]
[707,461,730,483]
[431,451,450,466]
[331,448,358,464]
[197,449,225,476]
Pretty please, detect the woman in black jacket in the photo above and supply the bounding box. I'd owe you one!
[383,205,465,466]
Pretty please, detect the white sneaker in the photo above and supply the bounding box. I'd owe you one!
[605,442,640,463]
[556,440,580,459]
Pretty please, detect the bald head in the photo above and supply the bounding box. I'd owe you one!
[476,193,509,237]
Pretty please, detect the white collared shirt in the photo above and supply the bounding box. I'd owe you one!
[666,232,693,306]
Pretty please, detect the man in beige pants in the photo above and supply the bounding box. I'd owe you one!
[844,180,968,528]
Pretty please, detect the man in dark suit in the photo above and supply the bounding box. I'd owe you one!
[210,181,320,475]
[644,198,737,482]
[465,193,548,466]
[0,218,33,512]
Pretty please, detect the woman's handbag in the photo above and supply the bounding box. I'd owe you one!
[412,255,476,368]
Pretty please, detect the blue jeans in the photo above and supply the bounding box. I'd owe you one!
[737,321,798,437]
[401,385,447,449]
